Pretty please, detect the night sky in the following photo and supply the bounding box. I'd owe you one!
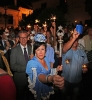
[0,0,32,8]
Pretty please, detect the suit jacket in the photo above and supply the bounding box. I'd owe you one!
[10,44,31,86]
[0,40,14,65]
[0,40,14,50]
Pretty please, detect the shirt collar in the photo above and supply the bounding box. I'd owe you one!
[20,44,27,49]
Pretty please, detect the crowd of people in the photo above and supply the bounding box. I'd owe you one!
[0,22,92,100]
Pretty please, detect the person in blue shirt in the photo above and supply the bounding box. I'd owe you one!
[26,34,64,100]
[61,29,88,100]
[46,43,55,68]
[45,30,55,68]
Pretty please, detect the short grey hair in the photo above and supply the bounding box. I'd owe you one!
[18,30,28,37]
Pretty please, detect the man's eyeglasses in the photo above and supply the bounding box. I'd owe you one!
[19,37,28,39]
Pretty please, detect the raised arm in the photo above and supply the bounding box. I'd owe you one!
[63,29,80,53]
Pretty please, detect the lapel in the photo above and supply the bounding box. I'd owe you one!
[18,44,31,62]
[0,40,5,50]
[18,45,23,53]
[17,45,25,60]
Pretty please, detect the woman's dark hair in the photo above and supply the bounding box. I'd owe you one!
[33,42,47,55]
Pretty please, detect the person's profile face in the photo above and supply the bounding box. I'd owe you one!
[2,32,8,40]
[46,31,50,37]
[64,28,68,33]
[35,45,46,60]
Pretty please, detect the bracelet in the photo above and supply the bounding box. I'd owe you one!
[46,75,50,83]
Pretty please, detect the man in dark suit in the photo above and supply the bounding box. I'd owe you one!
[10,30,33,100]
[0,29,14,65]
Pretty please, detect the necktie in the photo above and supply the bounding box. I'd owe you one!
[24,48,29,63]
